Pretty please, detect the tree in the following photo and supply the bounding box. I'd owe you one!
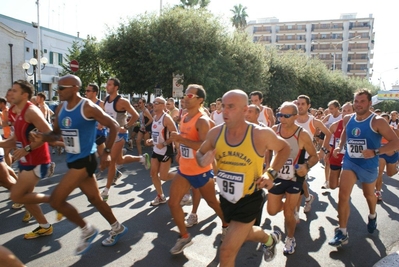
[230,4,248,29]
[101,8,269,101]
[178,0,210,9]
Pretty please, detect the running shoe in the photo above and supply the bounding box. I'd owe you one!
[150,195,167,206]
[12,203,24,209]
[101,190,109,202]
[185,213,198,227]
[294,211,300,224]
[102,224,128,246]
[24,225,53,239]
[142,153,151,170]
[375,191,382,202]
[303,194,314,213]
[262,230,282,262]
[328,229,348,247]
[76,226,98,255]
[113,170,122,184]
[283,237,296,255]
[180,194,192,206]
[56,211,63,221]
[48,162,56,177]
[367,213,377,234]
[22,211,33,222]
[170,234,193,254]
[321,181,329,189]
[221,226,228,242]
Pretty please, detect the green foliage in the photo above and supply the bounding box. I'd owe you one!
[230,4,248,29]
[101,8,269,102]
[178,0,210,9]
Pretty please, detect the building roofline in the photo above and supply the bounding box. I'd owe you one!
[247,16,374,26]
[0,13,83,40]
[0,21,26,37]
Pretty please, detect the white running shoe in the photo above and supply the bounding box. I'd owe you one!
[303,194,314,213]
[150,195,167,206]
[170,234,193,254]
[283,237,296,255]
[185,213,198,227]
[76,226,98,255]
[180,194,192,206]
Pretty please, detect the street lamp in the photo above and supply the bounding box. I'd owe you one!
[22,57,48,95]
[331,35,361,71]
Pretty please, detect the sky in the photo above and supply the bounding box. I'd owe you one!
[2,0,398,89]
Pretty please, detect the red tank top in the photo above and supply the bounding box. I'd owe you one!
[329,120,344,166]
[14,102,51,166]
[8,104,17,123]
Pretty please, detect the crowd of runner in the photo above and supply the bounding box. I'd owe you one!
[1,75,398,266]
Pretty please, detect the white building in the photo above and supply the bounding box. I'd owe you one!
[0,14,83,99]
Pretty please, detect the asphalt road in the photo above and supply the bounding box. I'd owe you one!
[1,146,399,267]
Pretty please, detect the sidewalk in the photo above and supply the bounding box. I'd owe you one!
[373,241,399,267]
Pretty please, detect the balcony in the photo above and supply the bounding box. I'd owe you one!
[278,27,306,33]
[253,28,271,34]
[350,25,370,31]
[312,25,343,32]
[312,37,342,43]
[347,57,368,64]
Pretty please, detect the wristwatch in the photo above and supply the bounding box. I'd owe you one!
[267,168,278,180]
[104,148,111,153]
[24,145,32,153]
[374,149,380,156]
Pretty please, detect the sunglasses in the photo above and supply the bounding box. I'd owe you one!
[184,93,199,99]
[133,105,138,108]
[276,113,296,119]
[58,85,77,91]
[85,90,93,93]
[153,101,165,105]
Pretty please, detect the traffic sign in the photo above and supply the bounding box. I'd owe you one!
[70,60,79,72]
[173,77,183,98]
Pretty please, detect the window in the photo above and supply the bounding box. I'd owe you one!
[33,49,38,58]
[287,35,293,40]
[49,52,63,65]
[297,25,303,30]
[287,25,292,30]
[44,49,47,53]
[26,47,30,52]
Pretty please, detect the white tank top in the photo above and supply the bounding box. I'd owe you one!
[152,113,168,155]
[211,110,224,126]
[326,114,342,145]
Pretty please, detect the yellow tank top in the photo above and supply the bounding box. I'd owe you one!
[215,124,264,203]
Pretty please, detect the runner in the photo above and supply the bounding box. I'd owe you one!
[268,102,318,255]
[167,84,228,255]
[295,95,331,213]
[375,112,399,202]
[32,74,128,254]
[1,80,53,239]
[328,89,399,247]
[145,97,177,206]
[101,78,150,201]
[196,89,290,265]
[320,102,354,190]
[320,100,342,189]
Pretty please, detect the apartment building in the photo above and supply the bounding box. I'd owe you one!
[0,14,83,99]
[246,13,374,80]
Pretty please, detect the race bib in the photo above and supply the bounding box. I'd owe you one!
[216,170,244,204]
[335,138,345,154]
[347,139,366,158]
[278,158,294,180]
[62,129,81,154]
[15,141,27,163]
[152,132,159,144]
[180,144,194,159]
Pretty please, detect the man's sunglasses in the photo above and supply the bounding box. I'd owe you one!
[58,85,77,91]
[276,113,296,119]
[184,93,199,99]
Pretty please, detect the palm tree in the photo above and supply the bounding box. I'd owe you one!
[230,4,248,29]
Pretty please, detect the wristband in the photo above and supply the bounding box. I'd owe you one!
[321,147,330,154]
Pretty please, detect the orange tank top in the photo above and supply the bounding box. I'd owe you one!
[179,112,212,175]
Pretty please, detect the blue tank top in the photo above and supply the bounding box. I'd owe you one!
[95,99,107,137]
[58,99,97,163]
[344,113,381,168]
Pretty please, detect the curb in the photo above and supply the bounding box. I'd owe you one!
[373,251,399,267]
